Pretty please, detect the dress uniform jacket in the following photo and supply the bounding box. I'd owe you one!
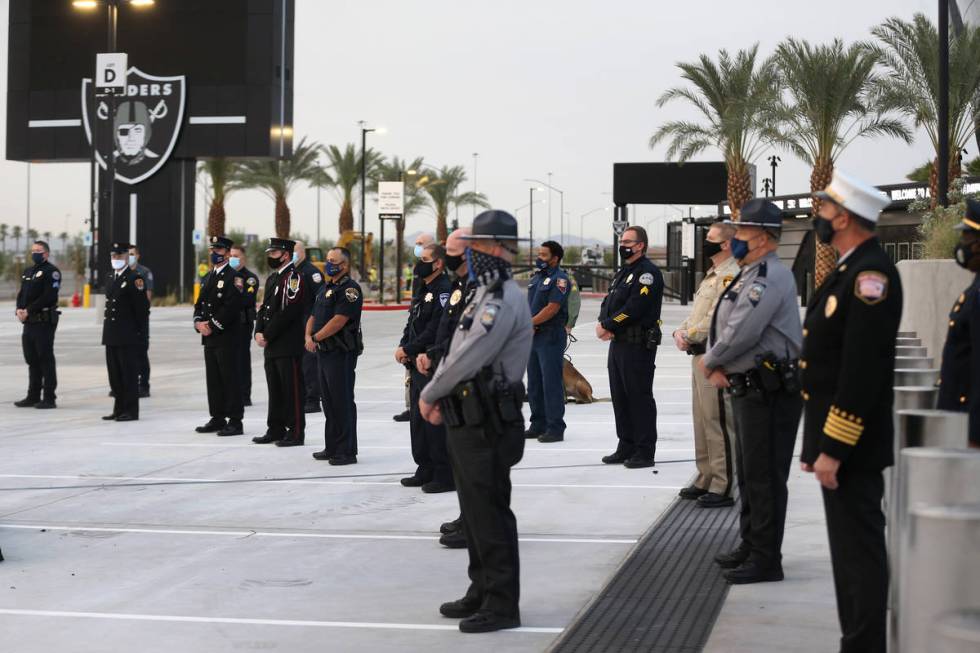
[401,273,452,358]
[429,275,476,370]
[800,238,903,470]
[237,266,260,327]
[193,264,242,346]
[255,263,307,359]
[937,273,980,445]
[678,257,740,349]
[102,267,150,347]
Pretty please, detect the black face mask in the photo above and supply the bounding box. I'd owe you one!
[954,241,980,271]
[416,261,435,278]
[267,255,284,270]
[619,245,634,261]
[444,253,464,272]
[812,217,836,245]
[703,240,723,258]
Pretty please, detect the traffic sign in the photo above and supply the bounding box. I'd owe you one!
[192,229,203,245]
[613,220,628,236]
[95,53,128,96]
[682,222,696,259]
[83,232,93,247]
[378,181,404,217]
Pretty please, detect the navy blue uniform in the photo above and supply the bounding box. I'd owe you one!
[298,259,326,408]
[236,266,260,404]
[938,273,980,446]
[193,263,244,425]
[598,257,664,460]
[102,267,150,419]
[132,263,154,394]
[526,265,570,438]
[429,276,477,371]
[311,275,363,457]
[17,259,61,403]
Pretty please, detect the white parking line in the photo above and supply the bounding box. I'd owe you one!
[0,608,564,634]
[99,442,695,453]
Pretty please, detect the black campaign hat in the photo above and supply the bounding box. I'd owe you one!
[461,210,528,241]
[735,198,783,229]
[265,237,296,252]
[955,198,980,232]
[209,235,233,249]
[110,242,134,254]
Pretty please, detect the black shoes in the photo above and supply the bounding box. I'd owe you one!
[714,544,750,569]
[243,398,252,407]
[524,428,544,439]
[439,530,467,549]
[138,388,150,398]
[195,419,226,433]
[34,400,56,409]
[440,518,462,534]
[252,432,283,444]
[312,450,333,461]
[679,485,708,500]
[217,422,244,437]
[422,481,455,494]
[393,410,410,422]
[724,561,784,584]
[439,599,481,619]
[400,476,426,487]
[303,402,321,414]
[537,432,564,443]
[601,451,631,464]
[459,611,521,633]
[697,492,734,508]
[115,413,138,422]
[14,397,39,408]
[623,455,655,469]
[328,454,357,466]
[102,414,118,421]
[275,437,305,447]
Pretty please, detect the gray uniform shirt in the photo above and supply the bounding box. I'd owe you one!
[420,277,533,404]
[703,251,802,374]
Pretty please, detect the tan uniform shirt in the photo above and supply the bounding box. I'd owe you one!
[677,256,741,344]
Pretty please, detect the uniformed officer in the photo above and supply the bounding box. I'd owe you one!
[252,238,307,447]
[397,243,454,492]
[419,210,532,633]
[701,199,803,584]
[193,236,245,437]
[14,240,61,409]
[306,247,363,465]
[524,240,571,443]
[673,222,740,508]
[230,245,260,407]
[128,246,154,398]
[938,198,980,448]
[293,242,325,413]
[393,233,436,423]
[802,170,900,652]
[102,242,150,421]
[417,228,476,549]
[596,226,664,468]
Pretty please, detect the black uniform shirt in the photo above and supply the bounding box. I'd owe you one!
[598,256,664,332]
[254,262,307,359]
[428,275,476,368]
[193,263,242,346]
[800,238,903,469]
[312,275,363,334]
[237,265,261,325]
[102,267,150,347]
[400,273,452,358]
[937,272,980,446]
[17,259,61,318]
[298,259,325,317]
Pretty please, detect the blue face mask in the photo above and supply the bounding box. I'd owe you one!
[292,252,299,265]
[210,252,226,265]
[534,258,549,271]
[31,252,45,265]
[730,237,750,260]
[324,261,342,277]
[229,256,241,269]
[414,244,424,258]
[128,255,137,267]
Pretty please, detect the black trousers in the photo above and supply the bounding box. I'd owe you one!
[264,355,305,438]
[409,367,453,485]
[106,345,139,418]
[22,323,57,401]
[317,349,358,456]
[730,389,801,567]
[302,350,320,404]
[138,324,150,392]
[238,323,254,402]
[823,470,887,653]
[204,345,243,422]
[607,342,658,459]
[447,420,524,618]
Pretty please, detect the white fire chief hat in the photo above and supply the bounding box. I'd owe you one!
[814,169,891,223]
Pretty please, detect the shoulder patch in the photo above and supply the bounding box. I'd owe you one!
[247,276,257,286]
[855,271,888,304]
[135,278,145,291]
[639,272,654,285]
[557,278,568,294]
[345,287,360,303]
[480,303,499,330]
[52,271,60,281]
[439,292,450,307]
[747,282,766,306]
[312,272,323,283]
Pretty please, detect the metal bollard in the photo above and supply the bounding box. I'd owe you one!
[895,409,968,450]
[893,386,939,411]
[897,331,917,338]
[934,610,980,653]
[896,336,922,347]
[900,504,980,653]
[894,368,940,387]
[894,356,934,369]
[895,345,928,357]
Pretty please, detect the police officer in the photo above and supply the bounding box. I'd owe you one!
[673,222,740,508]
[417,228,476,549]
[701,199,803,584]
[252,238,307,447]
[102,242,150,421]
[525,240,570,443]
[306,247,363,465]
[802,171,900,652]
[128,246,154,398]
[419,210,532,633]
[293,242,325,413]
[193,236,245,437]
[938,198,980,448]
[15,240,61,409]
[230,245,260,406]
[393,233,436,422]
[397,243,454,492]
[596,226,664,468]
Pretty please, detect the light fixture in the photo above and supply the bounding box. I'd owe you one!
[72,0,98,8]
[130,0,155,5]
[406,169,417,175]
[374,127,388,135]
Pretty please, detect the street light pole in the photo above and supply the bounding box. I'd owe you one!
[358,121,385,278]
[524,178,564,244]
[938,0,951,207]
[579,207,608,247]
[529,187,536,266]
[473,152,479,219]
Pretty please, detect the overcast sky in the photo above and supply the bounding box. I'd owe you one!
[0,0,950,246]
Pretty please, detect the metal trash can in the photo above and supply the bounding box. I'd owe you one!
[894,368,940,387]
[895,345,928,357]
[934,610,980,653]
[900,504,980,653]
[894,356,934,370]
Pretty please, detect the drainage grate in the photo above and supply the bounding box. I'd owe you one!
[551,496,739,653]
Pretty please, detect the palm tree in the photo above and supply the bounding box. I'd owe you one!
[421,165,489,242]
[369,156,430,253]
[650,45,780,219]
[0,224,8,253]
[871,14,980,205]
[771,38,911,287]
[12,225,22,251]
[320,143,384,237]
[199,158,245,237]
[234,137,323,237]
[27,228,38,248]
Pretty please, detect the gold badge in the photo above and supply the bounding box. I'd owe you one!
[449,289,462,306]
[217,280,225,289]
[35,271,43,278]
[959,293,966,303]
[424,292,434,303]
[626,274,634,283]
[326,289,333,297]
[825,295,838,318]
[288,275,300,293]
[543,277,551,286]
[121,282,127,288]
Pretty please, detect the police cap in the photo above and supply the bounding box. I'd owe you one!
[954,198,980,232]
[209,235,234,249]
[461,210,528,241]
[265,237,296,253]
[110,242,134,254]
[735,198,783,229]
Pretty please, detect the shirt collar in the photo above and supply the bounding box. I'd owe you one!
[213,263,228,274]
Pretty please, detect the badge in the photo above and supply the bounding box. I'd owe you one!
[481,304,499,330]
[217,280,225,289]
[121,282,127,288]
[557,278,568,294]
[639,273,654,285]
[854,271,888,305]
[35,271,43,278]
[424,292,434,303]
[825,295,838,318]
[312,272,323,283]
[747,282,766,306]
[326,289,333,298]
[439,292,450,307]
[543,277,551,286]
[288,274,301,293]
[959,293,966,303]
[450,289,463,306]
[274,285,280,295]
[345,287,359,303]
[626,274,634,283]
[723,275,733,286]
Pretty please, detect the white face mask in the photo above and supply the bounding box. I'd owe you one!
[111,259,127,271]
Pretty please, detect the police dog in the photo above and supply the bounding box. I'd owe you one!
[563,357,595,403]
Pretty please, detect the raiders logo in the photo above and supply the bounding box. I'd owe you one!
[82,67,186,185]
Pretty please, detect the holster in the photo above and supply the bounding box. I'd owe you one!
[439,367,526,436]
[686,342,707,356]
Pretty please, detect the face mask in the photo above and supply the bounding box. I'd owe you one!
[267,255,283,270]
[210,252,225,265]
[444,253,464,272]
[324,261,342,277]
[954,241,980,271]
[229,256,241,269]
[619,245,635,261]
[703,240,723,258]
[31,252,45,265]
[128,255,137,266]
[466,248,477,283]
[111,258,127,271]
[534,258,549,271]
[812,217,836,245]
[413,244,424,258]
[292,252,299,265]
[730,237,750,260]
[416,261,435,278]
